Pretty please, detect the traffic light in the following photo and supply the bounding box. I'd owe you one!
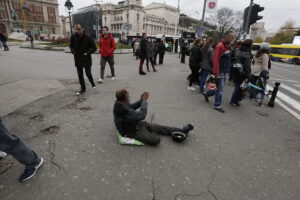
[243,4,264,33]
[249,4,264,25]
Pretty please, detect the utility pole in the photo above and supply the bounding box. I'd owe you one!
[173,0,180,52]
[200,0,207,28]
[244,0,254,39]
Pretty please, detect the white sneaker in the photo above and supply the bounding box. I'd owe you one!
[187,86,196,91]
[0,151,7,160]
[97,78,103,84]
[111,77,116,81]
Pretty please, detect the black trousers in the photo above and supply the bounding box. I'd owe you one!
[181,52,186,63]
[131,121,182,145]
[189,65,200,87]
[77,65,95,91]
[159,52,165,64]
[146,57,156,71]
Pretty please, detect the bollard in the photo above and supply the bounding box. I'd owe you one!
[268,82,280,107]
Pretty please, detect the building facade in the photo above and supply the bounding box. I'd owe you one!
[0,0,61,34]
[100,0,183,37]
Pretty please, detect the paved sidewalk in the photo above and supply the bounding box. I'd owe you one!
[0,49,299,200]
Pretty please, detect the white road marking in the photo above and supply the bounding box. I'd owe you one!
[270,78,300,84]
[293,84,300,89]
[267,84,300,113]
[276,99,300,121]
[280,83,300,96]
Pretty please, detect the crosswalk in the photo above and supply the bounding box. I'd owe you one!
[267,79,300,120]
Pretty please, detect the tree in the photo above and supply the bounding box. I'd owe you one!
[271,20,297,44]
[254,36,263,43]
[207,7,243,40]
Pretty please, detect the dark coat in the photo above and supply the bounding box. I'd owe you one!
[189,46,202,69]
[233,46,252,83]
[158,43,166,54]
[139,38,148,59]
[70,32,97,68]
[113,100,148,137]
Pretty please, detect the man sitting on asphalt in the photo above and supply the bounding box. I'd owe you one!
[0,118,44,182]
[113,89,194,145]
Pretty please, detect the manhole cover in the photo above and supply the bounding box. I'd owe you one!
[41,125,60,134]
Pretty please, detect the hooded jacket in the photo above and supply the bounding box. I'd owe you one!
[99,33,116,57]
[113,100,148,137]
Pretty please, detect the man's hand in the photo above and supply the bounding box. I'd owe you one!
[141,92,149,101]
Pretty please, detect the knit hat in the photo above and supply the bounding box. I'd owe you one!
[260,42,270,50]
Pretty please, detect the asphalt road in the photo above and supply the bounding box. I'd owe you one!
[268,62,300,119]
[0,47,300,200]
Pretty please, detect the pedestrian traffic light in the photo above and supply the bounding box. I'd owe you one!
[249,4,264,25]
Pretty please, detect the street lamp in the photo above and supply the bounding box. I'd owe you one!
[64,0,73,35]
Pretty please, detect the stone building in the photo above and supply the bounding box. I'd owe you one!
[100,0,182,37]
[0,0,61,34]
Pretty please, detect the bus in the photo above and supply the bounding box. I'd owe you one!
[252,43,300,64]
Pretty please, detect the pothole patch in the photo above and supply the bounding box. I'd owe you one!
[30,113,44,121]
[79,106,92,111]
[256,111,269,117]
[41,125,60,134]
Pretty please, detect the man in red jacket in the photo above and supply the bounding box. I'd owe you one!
[203,30,235,113]
[97,26,116,83]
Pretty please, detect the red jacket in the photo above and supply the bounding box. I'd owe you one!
[99,33,116,57]
[213,39,230,77]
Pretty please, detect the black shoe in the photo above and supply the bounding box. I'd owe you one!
[19,158,44,182]
[76,90,86,95]
[202,93,209,103]
[181,123,194,135]
[139,71,146,75]
[214,107,225,113]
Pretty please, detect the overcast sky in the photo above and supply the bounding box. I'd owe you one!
[58,0,300,33]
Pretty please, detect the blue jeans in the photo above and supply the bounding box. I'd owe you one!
[205,72,226,108]
[0,118,40,169]
[199,69,210,91]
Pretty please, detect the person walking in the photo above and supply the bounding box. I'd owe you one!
[229,39,253,106]
[113,89,194,145]
[134,39,140,60]
[188,38,202,91]
[0,118,44,182]
[138,33,148,75]
[98,26,116,83]
[0,31,9,51]
[158,41,166,65]
[181,40,189,63]
[202,31,235,113]
[153,41,159,65]
[199,38,214,93]
[146,39,157,72]
[70,24,97,95]
[28,34,34,49]
[249,42,270,100]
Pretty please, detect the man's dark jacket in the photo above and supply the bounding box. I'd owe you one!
[189,46,202,68]
[113,100,148,137]
[139,38,148,59]
[70,32,97,68]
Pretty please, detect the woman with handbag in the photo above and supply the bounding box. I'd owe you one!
[199,38,214,93]
[187,38,203,91]
[229,39,253,106]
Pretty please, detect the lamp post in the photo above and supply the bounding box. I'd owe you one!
[64,0,73,36]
